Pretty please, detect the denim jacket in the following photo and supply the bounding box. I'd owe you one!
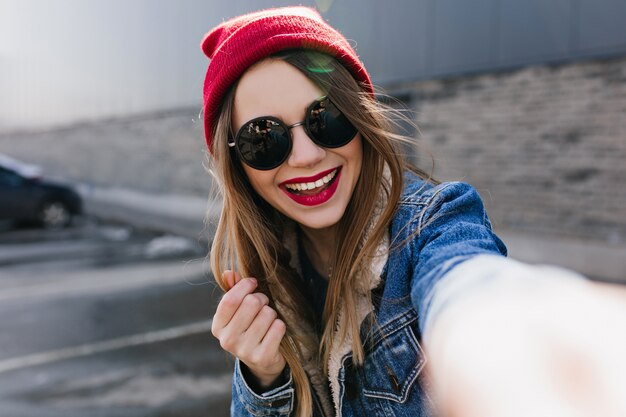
[229,172,508,417]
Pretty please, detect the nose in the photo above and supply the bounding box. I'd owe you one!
[287,125,325,168]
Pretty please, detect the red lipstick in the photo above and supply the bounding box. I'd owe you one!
[280,166,342,206]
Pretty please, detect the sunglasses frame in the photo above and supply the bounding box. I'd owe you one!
[228,96,357,170]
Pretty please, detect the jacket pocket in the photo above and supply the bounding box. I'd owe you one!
[361,323,426,403]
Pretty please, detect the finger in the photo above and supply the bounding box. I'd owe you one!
[243,305,278,346]
[212,277,257,336]
[225,292,270,336]
[223,270,245,290]
[259,318,287,354]
[223,270,236,290]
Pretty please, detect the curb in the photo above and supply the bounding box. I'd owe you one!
[76,184,220,243]
[498,230,626,284]
[74,184,625,284]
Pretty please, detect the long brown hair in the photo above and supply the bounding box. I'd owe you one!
[208,50,433,417]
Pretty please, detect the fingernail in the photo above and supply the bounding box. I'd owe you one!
[249,278,257,285]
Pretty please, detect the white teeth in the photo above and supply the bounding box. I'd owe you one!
[284,169,338,192]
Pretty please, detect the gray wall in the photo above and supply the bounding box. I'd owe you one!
[325,0,626,84]
[0,110,211,196]
[406,56,626,244]
[2,0,626,132]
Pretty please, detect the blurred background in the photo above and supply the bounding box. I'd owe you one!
[0,0,625,416]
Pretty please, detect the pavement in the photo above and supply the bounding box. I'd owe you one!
[76,183,626,284]
[75,183,220,244]
[0,221,231,417]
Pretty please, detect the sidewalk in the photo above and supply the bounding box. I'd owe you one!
[497,230,626,283]
[77,184,626,284]
[76,184,219,243]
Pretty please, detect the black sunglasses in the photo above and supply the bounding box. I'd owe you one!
[228,96,357,170]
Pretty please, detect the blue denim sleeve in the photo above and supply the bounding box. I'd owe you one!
[231,358,295,417]
[409,182,507,334]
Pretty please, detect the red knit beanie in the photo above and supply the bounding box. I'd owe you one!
[200,6,373,153]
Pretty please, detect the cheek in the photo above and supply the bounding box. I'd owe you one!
[347,134,364,171]
[242,165,275,199]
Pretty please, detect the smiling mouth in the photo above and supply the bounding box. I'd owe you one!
[283,167,340,196]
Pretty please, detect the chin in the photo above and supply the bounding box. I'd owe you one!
[298,217,340,230]
[289,207,346,230]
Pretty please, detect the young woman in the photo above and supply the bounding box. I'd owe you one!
[201,7,626,417]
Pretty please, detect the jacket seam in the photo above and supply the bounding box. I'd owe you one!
[417,182,459,233]
[366,309,418,348]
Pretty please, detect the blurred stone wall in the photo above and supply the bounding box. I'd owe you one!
[0,108,212,196]
[403,56,626,244]
[1,56,625,245]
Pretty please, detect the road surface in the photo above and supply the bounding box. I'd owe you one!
[0,221,231,417]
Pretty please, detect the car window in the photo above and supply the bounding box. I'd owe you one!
[0,167,24,187]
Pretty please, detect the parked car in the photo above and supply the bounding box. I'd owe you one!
[0,153,43,179]
[0,159,82,228]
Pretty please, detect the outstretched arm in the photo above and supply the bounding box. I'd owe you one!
[425,257,626,417]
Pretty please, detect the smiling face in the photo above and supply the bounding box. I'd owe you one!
[231,59,363,230]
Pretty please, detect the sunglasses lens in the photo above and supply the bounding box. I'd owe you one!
[236,119,291,170]
[307,99,357,148]
[233,99,356,170]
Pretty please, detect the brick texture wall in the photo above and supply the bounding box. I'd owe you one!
[1,56,625,244]
[0,109,212,196]
[403,56,626,244]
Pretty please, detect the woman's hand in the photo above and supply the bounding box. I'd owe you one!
[211,271,287,389]
[426,268,626,417]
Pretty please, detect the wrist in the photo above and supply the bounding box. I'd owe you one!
[241,362,288,393]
